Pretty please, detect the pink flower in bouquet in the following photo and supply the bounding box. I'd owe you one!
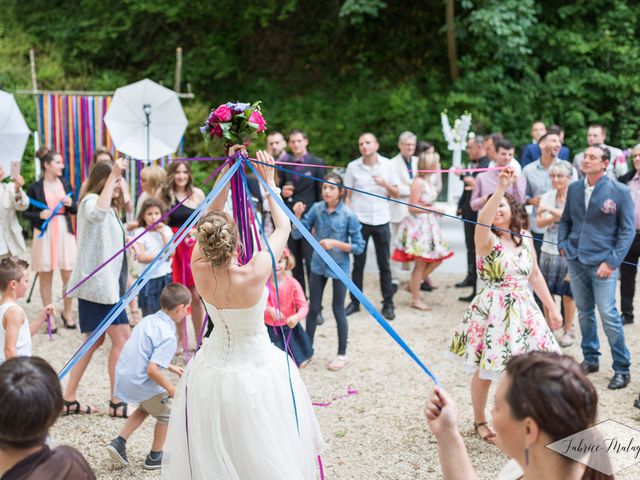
[248,110,267,133]
[212,104,233,122]
[209,123,223,138]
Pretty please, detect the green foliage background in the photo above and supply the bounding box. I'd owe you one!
[2,0,640,185]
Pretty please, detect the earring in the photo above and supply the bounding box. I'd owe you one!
[524,447,529,466]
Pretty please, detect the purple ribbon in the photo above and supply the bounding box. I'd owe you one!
[58,158,233,302]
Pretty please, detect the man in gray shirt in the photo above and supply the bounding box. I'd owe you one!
[523,132,577,258]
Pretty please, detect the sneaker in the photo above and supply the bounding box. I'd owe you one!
[327,355,348,371]
[143,451,163,470]
[106,437,128,466]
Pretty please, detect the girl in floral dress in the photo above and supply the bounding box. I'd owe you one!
[393,151,453,311]
[448,167,561,444]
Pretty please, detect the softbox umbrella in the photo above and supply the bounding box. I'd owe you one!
[104,78,188,162]
[0,90,30,175]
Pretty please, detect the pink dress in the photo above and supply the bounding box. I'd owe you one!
[31,181,77,272]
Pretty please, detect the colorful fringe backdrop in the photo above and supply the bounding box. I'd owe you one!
[36,94,116,197]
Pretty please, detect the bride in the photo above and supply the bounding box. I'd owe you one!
[162,147,324,479]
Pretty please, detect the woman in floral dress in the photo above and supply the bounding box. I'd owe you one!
[392,151,453,311]
[448,167,561,444]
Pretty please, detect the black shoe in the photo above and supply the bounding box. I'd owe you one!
[455,277,475,288]
[143,451,163,470]
[391,283,399,295]
[106,437,128,466]
[316,311,325,326]
[458,293,475,303]
[634,397,640,410]
[61,313,77,329]
[622,314,634,325]
[382,305,395,320]
[345,302,360,316]
[608,373,631,390]
[420,281,434,292]
[580,361,600,374]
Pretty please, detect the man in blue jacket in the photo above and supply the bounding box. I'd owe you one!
[558,145,635,390]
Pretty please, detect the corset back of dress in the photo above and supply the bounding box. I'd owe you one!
[200,288,272,367]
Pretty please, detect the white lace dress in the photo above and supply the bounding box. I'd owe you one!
[162,288,324,479]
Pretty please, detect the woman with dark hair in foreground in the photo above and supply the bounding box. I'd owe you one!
[425,351,613,480]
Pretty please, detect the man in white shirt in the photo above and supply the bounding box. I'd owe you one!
[573,124,627,179]
[389,131,417,285]
[344,133,400,320]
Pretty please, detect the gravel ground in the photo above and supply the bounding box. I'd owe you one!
[24,269,640,479]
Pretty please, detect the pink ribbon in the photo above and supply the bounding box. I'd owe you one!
[410,166,506,173]
[312,385,358,407]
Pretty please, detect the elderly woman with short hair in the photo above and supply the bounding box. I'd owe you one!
[536,161,576,347]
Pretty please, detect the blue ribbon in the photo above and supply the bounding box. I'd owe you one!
[238,162,300,433]
[246,160,441,385]
[38,192,73,238]
[28,197,49,210]
[58,162,242,380]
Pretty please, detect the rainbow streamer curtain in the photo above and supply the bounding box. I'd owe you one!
[37,94,115,196]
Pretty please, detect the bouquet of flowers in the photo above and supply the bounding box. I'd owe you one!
[201,101,267,155]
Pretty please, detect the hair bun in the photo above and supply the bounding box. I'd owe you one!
[196,212,238,266]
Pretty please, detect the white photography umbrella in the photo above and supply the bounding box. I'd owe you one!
[104,78,188,162]
[0,90,30,175]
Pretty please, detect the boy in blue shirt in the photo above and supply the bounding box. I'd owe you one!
[106,283,191,470]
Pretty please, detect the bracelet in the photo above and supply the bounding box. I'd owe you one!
[263,186,281,198]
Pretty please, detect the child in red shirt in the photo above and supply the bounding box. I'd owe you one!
[264,249,313,367]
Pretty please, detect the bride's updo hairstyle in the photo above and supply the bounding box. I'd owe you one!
[196,211,238,266]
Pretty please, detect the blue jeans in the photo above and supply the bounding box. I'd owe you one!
[568,260,630,373]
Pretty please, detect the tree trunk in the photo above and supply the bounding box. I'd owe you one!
[446,0,459,81]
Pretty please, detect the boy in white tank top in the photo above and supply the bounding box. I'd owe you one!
[0,257,54,362]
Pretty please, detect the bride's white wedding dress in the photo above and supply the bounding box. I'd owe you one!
[162,288,324,479]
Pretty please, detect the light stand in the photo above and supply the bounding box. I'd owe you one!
[143,103,151,165]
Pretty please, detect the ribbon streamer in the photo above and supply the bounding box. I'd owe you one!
[256,160,640,268]
[58,162,241,380]
[58,159,231,302]
[247,160,441,385]
[238,164,301,433]
[27,197,50,210]
[38,192,72,238]
[46,314,53,341]
[313,386,359,408]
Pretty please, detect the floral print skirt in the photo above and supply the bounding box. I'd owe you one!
[447,286,560,380]
[392,212,453,262]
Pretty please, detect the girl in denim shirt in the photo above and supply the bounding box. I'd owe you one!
[293,174,365,371]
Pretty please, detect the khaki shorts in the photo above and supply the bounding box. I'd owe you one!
[139,393,172,424]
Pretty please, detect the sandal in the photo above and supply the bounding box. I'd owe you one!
[410,300,432,311]
[474,421,497,444]
[61,313,77,329]
[62,399,98,416]
[108,401,129,419]
[327,355,348,371]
